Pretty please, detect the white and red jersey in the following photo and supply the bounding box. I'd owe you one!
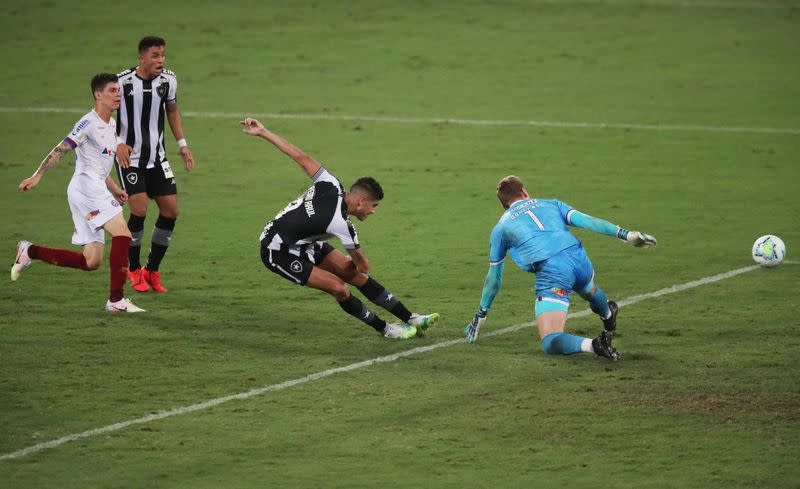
[63,110,117,182]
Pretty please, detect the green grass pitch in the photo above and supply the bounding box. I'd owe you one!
[1,1,799,487]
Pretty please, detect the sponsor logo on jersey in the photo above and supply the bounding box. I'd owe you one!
[86,210,101,221]
[126,173,138,185]
[101,147,115,157]
[71,119,90,136]
[290,260,303,273]
[551,287,569,297]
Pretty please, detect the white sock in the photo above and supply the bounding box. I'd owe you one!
[581,338,594,353]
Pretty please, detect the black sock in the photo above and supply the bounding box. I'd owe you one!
[338,294,387,332]
[127,214,146,271]
[146,215,176,272]
[357,277,412,322]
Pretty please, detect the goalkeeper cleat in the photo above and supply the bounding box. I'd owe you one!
[382,322,417,339]
[602,300,619,333]
[592,330,620,361]
[129,269,150,292]
[142,268,167,293]
[11,240,33,281]
[407,312,440,336]
[105,297,146,313]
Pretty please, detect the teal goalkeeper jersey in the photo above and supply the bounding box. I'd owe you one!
[489,199,581,272]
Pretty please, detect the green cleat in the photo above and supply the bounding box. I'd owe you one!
[407,312,440,336]
[382,322,417,339]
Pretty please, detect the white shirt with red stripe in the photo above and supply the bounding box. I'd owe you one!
[64,110,117,182]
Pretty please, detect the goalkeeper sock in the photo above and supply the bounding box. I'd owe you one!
[338,294,387,332]
[541,332,592,355]
[357,277,412,322]
[588,287,611,319]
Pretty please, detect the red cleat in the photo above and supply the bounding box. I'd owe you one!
[143,268,168,293]
[129,268,150,292]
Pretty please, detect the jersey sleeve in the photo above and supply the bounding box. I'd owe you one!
[167,73,178,104]
[488,225,508,265]
[64,117,93,149]
[329,214,360,250]
[311,166,343,189]
[554,200,576,225]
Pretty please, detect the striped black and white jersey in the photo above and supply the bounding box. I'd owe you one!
[116,67,178,169]
[260,167,360,252]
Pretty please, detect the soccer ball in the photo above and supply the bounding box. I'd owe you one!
[751,235,786,267]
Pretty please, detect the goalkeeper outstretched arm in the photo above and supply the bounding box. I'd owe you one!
[567,210,657,248]
[464,261,505,344]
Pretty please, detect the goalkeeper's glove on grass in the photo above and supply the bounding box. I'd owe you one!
[464,307,488,344]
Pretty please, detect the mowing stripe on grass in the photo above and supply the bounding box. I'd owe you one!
[1,106,798,135]
[0,264,767,461]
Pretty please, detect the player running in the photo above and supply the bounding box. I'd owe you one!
[464,175,656,360]
[241,117,439,339]
[12,73,144,313]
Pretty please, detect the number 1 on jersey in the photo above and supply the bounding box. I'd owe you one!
[525,210,545,230]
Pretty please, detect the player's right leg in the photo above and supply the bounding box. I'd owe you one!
[102,213,143,313]
[120,166,150,292]
[317,246,439,334]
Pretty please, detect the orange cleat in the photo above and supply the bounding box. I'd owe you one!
[143,268,168,293]
[129,268,150,292]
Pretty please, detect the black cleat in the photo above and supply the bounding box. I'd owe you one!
[602,300,619,333]
[592,330,620,361]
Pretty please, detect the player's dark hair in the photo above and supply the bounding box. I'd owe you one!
[138,36,166,53]
[497,175,526,208]
[90,73,118,100]
[350,177,384,201]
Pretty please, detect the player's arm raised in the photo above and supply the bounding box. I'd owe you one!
[240,117,322,178]
[19,140,73,192]
[166,103,195,171]
[567,209,657,248]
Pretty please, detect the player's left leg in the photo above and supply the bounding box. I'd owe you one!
[317,246,440,333]
[573,248,618,333]
[144,193,178,293]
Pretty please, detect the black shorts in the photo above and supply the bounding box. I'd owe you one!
[260,240,336,286]
[118,162,178,198]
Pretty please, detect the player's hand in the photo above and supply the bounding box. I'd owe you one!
[180,146,195,172]
[19,174,41,192]
[626,231,658,248]
[110,187,128,204]
[116,144,133,168]
[464,308,488,344]
[240,117,266,137]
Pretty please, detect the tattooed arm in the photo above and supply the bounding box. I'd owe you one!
[18,140,73,192]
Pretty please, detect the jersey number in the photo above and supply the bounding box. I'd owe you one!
[525,210,545,230]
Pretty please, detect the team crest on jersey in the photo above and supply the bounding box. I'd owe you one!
[156,83,168,98]
[126,173,138,185]
[86,210,101,221]
[290,260,303,273]
[551,287,569,297]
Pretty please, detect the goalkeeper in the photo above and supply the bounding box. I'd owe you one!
[464,176,657,360]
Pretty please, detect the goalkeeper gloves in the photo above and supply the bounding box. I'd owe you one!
[464,307,488,344]
[618,229,657,248]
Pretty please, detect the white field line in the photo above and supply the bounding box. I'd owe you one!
[532,0,800,9]
[1,106,798,135]
[1,263,770,461]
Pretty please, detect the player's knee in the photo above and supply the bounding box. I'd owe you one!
[84,256,102,270]
[329,282,350,302]
[540,333,560,355]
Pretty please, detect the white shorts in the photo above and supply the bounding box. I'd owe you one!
[67,173,123,245]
